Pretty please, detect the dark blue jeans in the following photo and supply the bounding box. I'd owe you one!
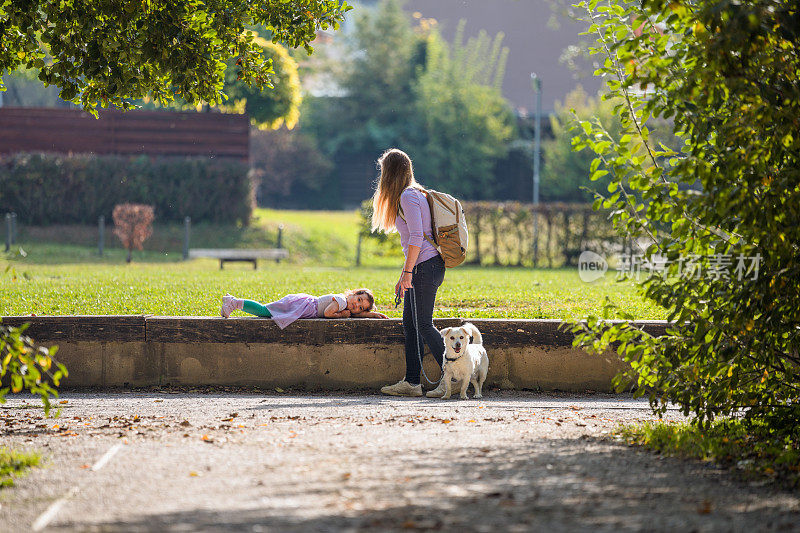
[403,254,446,385]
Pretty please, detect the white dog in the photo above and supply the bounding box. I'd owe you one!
[438,323,489,400]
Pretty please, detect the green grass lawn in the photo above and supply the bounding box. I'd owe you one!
[1,246,665,318]
[2,208,666,318]
[16,208,395,267]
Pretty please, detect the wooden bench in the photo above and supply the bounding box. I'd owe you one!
[188,248,288,269]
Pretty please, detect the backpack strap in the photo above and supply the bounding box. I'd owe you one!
[397,189,438,248]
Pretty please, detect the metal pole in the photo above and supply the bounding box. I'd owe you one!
[4,213,11,252]
[10,212,16,244]
[531,73,542,267]
[276,224,284,263]
[98,215,105,256]
[355,233,362,267]
[183,216,191,260]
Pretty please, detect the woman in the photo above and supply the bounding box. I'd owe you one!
[371,148,448,398]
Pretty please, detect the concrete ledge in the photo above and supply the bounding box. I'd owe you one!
[2,315,146,342]
[1,316,672,391]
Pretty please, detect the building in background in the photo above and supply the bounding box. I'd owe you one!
[402,0,600,114]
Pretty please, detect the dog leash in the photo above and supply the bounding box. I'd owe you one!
[406,285,443,386]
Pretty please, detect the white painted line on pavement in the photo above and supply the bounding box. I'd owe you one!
[31,487,80,532]
[91,442,124,471]
[32,443,124,531]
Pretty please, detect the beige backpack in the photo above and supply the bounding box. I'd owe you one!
[398,188,469,268]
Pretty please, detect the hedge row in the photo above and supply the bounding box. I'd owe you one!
[0,153,253,225]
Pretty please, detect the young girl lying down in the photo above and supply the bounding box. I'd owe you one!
[220,289,388,329]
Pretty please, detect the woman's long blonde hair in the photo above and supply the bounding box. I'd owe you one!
[371,148,422,233]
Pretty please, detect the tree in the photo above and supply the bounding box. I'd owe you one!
[222,38,302,129]
[0,0,350,113]
[113,203,154,263]
[301,1,516,199]
[301,0,424,156]
[542,86,619,202]
[250,126,332,201]
[564,0,800,434]
[412,24,516,198]
[0,68,67,107]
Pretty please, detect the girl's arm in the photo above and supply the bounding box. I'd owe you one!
[323,301,351,318]
[351,311,389,319]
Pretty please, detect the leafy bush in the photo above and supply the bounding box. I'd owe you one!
[113,204,154,263]
[0,323,66,416]
[0,153,252,225]
[563,0,800,434]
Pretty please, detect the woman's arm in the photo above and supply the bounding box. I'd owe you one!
[396,189,426,297]
[323,301,351,318]
[396,245,420,298]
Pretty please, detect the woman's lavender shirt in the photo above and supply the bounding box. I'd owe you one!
[396,187,439,265]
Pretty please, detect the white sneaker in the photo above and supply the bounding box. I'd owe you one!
[380,380,422,397]
[426,380,448,398]
[220,294,236,318]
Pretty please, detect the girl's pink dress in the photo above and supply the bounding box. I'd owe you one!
[266,293,318,329]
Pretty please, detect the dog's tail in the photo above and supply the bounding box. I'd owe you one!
[462,322,483,345]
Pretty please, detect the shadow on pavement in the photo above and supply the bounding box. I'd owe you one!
[49,437,800,532]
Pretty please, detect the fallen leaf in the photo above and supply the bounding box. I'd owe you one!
[59,400,68,405]
[697,500,712,514]
[275,388,285,393]
[189,471,199,477]
[201,434,213,443]
[154,399,164,403]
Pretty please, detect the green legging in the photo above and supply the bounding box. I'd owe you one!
[242,299,272,317]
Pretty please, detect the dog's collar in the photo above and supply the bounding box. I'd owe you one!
[445,354,463,362]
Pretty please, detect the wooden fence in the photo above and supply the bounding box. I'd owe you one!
[0,107,249,160]
[463,202,621,267]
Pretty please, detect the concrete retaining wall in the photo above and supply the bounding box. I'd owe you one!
[1,316,670,391]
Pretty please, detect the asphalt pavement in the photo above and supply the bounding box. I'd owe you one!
[1,391,798,532]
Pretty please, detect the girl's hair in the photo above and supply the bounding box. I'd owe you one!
[346,288,375,312]
[371,148,422,233]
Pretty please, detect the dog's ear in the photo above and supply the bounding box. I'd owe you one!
[439,327,451,337]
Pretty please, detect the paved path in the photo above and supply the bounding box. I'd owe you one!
[1,391,798,532]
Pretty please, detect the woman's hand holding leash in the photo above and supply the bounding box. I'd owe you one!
[396,244,421,300]
[396,271,413,299]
